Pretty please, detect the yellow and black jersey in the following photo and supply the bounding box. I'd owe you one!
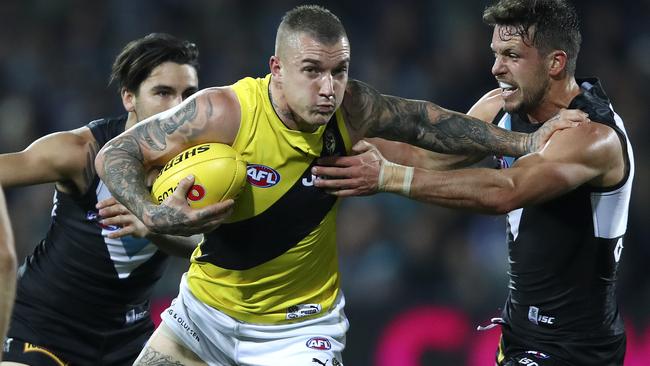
[187,74,352,324]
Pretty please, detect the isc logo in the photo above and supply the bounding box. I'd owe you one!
[306,337,331,350]
[247,164,280,188]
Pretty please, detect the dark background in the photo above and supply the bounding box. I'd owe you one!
[1,1,648,365]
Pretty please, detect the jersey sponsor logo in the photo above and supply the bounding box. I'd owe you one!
[302,174,316,187]
[167,308,200,343]
[528,306,555,325]
[247,164,280,188]
[312,358,328,365]
[306,337,331,350]
[287,303,322,320]
[125,307,149,325]
[614,238,624,263]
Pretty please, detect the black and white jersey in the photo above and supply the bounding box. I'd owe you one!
[493,79,634,343]
[10,115,168,332]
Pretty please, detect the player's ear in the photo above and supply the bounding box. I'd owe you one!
[269,55,282,78]
[548,50,567,78]
[121,87,136,112]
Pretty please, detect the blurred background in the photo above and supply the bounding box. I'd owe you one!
[1,0,648,364]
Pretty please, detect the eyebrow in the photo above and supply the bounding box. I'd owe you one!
[301,58,322,65]
[151,85,175,92]
[301,58,350,66]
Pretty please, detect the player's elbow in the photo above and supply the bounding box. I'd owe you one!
[481,183,521,214]
[0,244,17,277]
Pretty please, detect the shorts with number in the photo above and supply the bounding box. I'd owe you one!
[160,274,349,366]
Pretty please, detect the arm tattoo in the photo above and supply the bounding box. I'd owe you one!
[345,80,529,156]
[133,98,198,152]
[101,134,149,219]
[100,96,216,234]
[134,347,186,366]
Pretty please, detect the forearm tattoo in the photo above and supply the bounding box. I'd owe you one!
[345,80,528,156]
[101,99,203,227]
[101,135,148,218]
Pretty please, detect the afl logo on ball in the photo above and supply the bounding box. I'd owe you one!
[187,184,206,202]
[247,164,280,188]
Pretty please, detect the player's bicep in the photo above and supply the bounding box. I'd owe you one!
[506,126,608,205]
[506,158,595,206]
[126,88,240,167]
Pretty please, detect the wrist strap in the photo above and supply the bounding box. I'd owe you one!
[378,161,414,196]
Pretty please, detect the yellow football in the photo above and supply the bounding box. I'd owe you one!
[151,143,247,208]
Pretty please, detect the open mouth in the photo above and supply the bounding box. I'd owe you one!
[499,81,518,98]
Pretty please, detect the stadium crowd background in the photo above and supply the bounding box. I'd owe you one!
[0,0,648,364]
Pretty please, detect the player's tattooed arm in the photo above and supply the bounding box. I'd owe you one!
[97,92,235,236]
[344,79,555,157]
[98,99,200,218]
[100,134,149,219]
[132,98,201,152]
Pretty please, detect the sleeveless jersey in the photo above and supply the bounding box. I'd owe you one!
[10,115,168,333]
[493,79,634,346]
[187,75,351,324]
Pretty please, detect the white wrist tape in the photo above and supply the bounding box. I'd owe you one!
[378,161,414,196]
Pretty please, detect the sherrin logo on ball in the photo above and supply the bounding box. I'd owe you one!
[151,143,247,208]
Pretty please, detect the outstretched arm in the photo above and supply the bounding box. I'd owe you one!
[0,127,100,195]
[342,80,586,157]
[95,88,241,236]
[315,122,624,214]
[0,187,16,345]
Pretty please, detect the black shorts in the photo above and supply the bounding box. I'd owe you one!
[496,325,626,366]
[3,311,154,366]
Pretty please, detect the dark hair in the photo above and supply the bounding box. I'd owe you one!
[110,33,199,93]
[278,5,347,46]
[483,0,581,75]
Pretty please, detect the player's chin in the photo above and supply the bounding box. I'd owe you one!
[502,100,522,114]
[310,111,335,125]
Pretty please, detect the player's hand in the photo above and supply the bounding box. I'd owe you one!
[527,108,590,153]
[144,175,235,236]
[96,197,149,239]
[312,140,385,197]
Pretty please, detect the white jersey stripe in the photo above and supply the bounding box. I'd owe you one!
[95,180,157,279]
[590,109,634,239]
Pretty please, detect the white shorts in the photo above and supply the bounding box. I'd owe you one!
[160,274,349,366]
